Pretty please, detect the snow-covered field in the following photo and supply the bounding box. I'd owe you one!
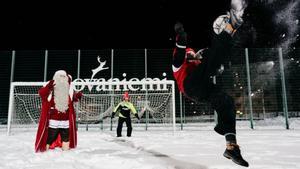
[1,120,300,169]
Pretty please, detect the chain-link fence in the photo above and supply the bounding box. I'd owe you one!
[1,48,299,129]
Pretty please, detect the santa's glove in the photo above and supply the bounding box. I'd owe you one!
[111,112,116,119]
[134,113,140,120]
[174,22,187,48]
[76,92,83,100]
[46,80,55,91]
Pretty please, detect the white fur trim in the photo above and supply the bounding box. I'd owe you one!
[224,133,236,136]
[35,118,48,151]
[69,85,74,101]
[47,92,53,102]
[176,43,186,49]
[172,65,181,72]
[68,74,72,80]
[49,119,69,128]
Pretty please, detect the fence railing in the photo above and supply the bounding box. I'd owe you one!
[0,48,299,129]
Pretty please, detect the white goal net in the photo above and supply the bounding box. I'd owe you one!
[7,80,176,135]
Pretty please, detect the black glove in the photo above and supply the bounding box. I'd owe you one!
[134,113,140,120]
[174,22,187,47]
[111,112,115,119]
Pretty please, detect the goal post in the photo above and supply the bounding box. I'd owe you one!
[7,82,45,135]
[7,80,176,135]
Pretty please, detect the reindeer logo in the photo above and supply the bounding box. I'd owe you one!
[91,56,109,79]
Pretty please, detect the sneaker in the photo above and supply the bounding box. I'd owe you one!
[223,143,249,167]
[212,14,230,35]
[229,0,247,30]
[213,10,245,36]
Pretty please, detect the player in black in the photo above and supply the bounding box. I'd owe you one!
[111,92,140,137]
[172,0,249,167]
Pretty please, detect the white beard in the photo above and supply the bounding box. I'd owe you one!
[54,79,70,112]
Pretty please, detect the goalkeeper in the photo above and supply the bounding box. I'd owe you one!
[111,92,140,137]
[172,0,249,167]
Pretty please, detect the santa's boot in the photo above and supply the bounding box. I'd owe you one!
[213,14,240,36]
[213,0,247,36]
[213,15,233,35]
[62,142,70,151]
[229,0,247,30]
[223,143,249,167]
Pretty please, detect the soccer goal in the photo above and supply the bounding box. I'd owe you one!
[7,80,176,135]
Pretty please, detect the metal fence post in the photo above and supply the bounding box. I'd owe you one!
[278,48,289,129]
[145,48,149,131]
[76,50,81,130]
[7,50,16,135]
[77,50,81,79]
[245,48,254,129]
[10,51,15,84]
[43,50,48,82]
[110,49,114,131]
[179,92,183,130]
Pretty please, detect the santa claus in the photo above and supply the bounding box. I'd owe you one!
[35,70,82,152]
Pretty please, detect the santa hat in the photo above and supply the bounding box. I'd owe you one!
[68,74,72,84]
[68,74,74,100]
[123,91,129,100]
[53,70,67,81]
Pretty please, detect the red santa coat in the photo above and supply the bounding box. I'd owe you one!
[35,82,81,152]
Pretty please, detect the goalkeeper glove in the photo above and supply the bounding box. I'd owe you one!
[134,113,140,120]
[111,112,115,119]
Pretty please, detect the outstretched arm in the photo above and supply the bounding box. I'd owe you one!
[113,103,122,113]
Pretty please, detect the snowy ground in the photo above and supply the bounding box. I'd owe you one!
[1,124,300,169]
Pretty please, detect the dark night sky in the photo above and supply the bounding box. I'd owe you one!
[0,0,299,49]
[0,0,231,49]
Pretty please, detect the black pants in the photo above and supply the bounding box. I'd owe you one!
[47,128,69,145]
[184,32,236,135]
[117,117,132,137]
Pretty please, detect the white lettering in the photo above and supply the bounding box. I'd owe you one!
[128,78,140,91]
[96,78,107,91]
[72,77,169,92]
[73,78,85,91]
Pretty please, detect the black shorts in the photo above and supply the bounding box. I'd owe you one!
[47,128,69,145]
